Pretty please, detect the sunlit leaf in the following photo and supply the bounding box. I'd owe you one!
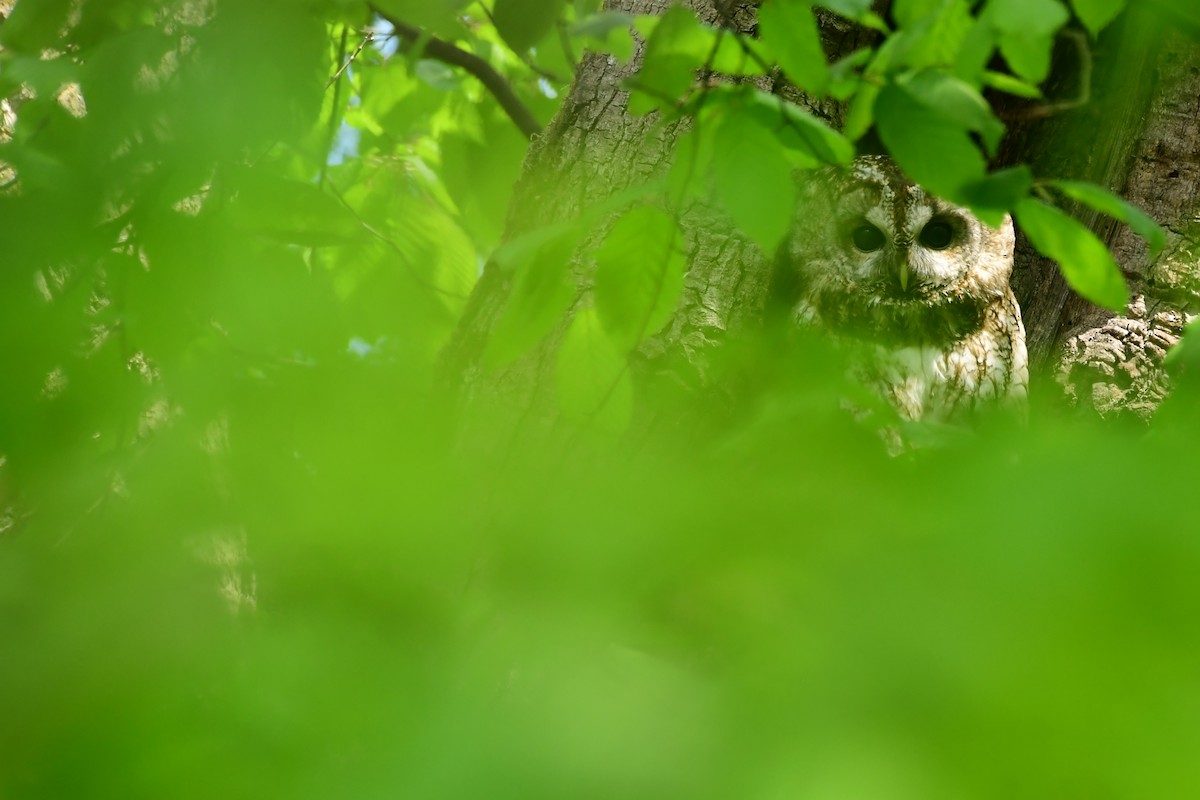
[984,0,1070,34]
[627,6,766,114]
[570,11,636,61]
[982,70,1044,98]
[874,82,986,201]
[485,227,581,367]
[1049,180,1167,258]
[818,0,874,16]
[893,0,948,27]
[556,306,634,432]
[890,0,974,68]
[897,69,1005,155]
[0,0,74,53]
[494,0,566,53]
[228,170,360,246]
[374,0,467,38]
[980,0,1067,83]
[961,166,1034,225]
[709,34,770,77]
[843,81,880,141]
[667,125,718,206]
[1015,198,1129,310]
[739,89,855,166]
[1070,0,1127,36]
[1,55,79,99]
[829,47,872,99]
[627,5,706,115]
[415,59,460,90]
[998,32,1055,83]
[571,11,634,38]
[759,0,828,94]
[711,110,797,252]
[952,18,998,84]
[439,111,529,251]
[593,206,686,352]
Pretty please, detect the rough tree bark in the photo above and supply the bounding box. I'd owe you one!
[998,6,1200,419]
[442,2,1200,425]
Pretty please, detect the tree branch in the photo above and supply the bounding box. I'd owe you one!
[370,7,542,140]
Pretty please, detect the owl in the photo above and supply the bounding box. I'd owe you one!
[776,156,1028,423]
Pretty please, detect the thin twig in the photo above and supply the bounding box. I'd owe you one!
[320,25,352,185]
[370,5,542,139]
[326,28,375,89]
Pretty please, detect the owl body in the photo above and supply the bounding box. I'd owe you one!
[781,156,1027,422]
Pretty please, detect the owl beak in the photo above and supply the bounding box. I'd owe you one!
[897,261,910,293]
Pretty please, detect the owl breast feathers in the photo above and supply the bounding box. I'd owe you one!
[778,156,1028,422]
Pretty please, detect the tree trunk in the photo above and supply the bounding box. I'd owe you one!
[443,3,1200,424]
[998,7,1200,418]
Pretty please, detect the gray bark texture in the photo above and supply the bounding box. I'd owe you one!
[442,2,1200,425]
[998,7,1200,419]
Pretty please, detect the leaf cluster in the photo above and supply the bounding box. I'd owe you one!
[5,4,1200,798]
[610,0,1165,313]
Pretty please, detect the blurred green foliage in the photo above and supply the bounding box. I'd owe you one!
[4,0,1200,798]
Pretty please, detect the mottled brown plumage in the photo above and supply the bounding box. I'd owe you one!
[780,156,1028,422]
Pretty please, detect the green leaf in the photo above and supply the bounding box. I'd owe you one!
[874,82,986,201]
[1015,198,1129,310]
[889,0,974,69]
[818,1,890,31]
[960,166,1034,225]
[1048,180,1167,258]
[2,56,79,99]
[493,0,566,53]
[893,0,948,27]
[626,6,705,115]
[710,34,771,77]
[1070,0,1126,36]
[952,19,998,84]
[0,0,73,53]
[667,125,718,206]
[571,11,634,38]
[485,227,581,367]
[738,89,855,166]
[982,0,1067,83]
[843,82,880,141]
[439,112,529,251]
[711,111,798,252]
[414,59,460,90]
[570,12,635,61]
[1164,317,1200,371]
[982,70,1044,99]
[228,170,360,246]
[759,0,828,94]
[374,0,466,39]
[556,306,634,433]
[818,0,874,16]
[593,207,686,352]
[998,32,1055,84]
[897,69,1006,155]
[984,0,1070,35]
[629,5,764,113]
[829,48,872,99]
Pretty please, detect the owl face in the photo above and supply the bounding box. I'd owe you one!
[785,157,1015,344]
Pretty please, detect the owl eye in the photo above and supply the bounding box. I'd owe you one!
[919,219,955,250]
[850,223,886,253]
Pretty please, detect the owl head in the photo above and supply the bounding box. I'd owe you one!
[780,156,1015,343]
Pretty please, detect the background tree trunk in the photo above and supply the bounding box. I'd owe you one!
[443,2,1200,423]
[998,7,1200,417]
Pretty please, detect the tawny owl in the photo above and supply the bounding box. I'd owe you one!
[776,156,1028,422]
